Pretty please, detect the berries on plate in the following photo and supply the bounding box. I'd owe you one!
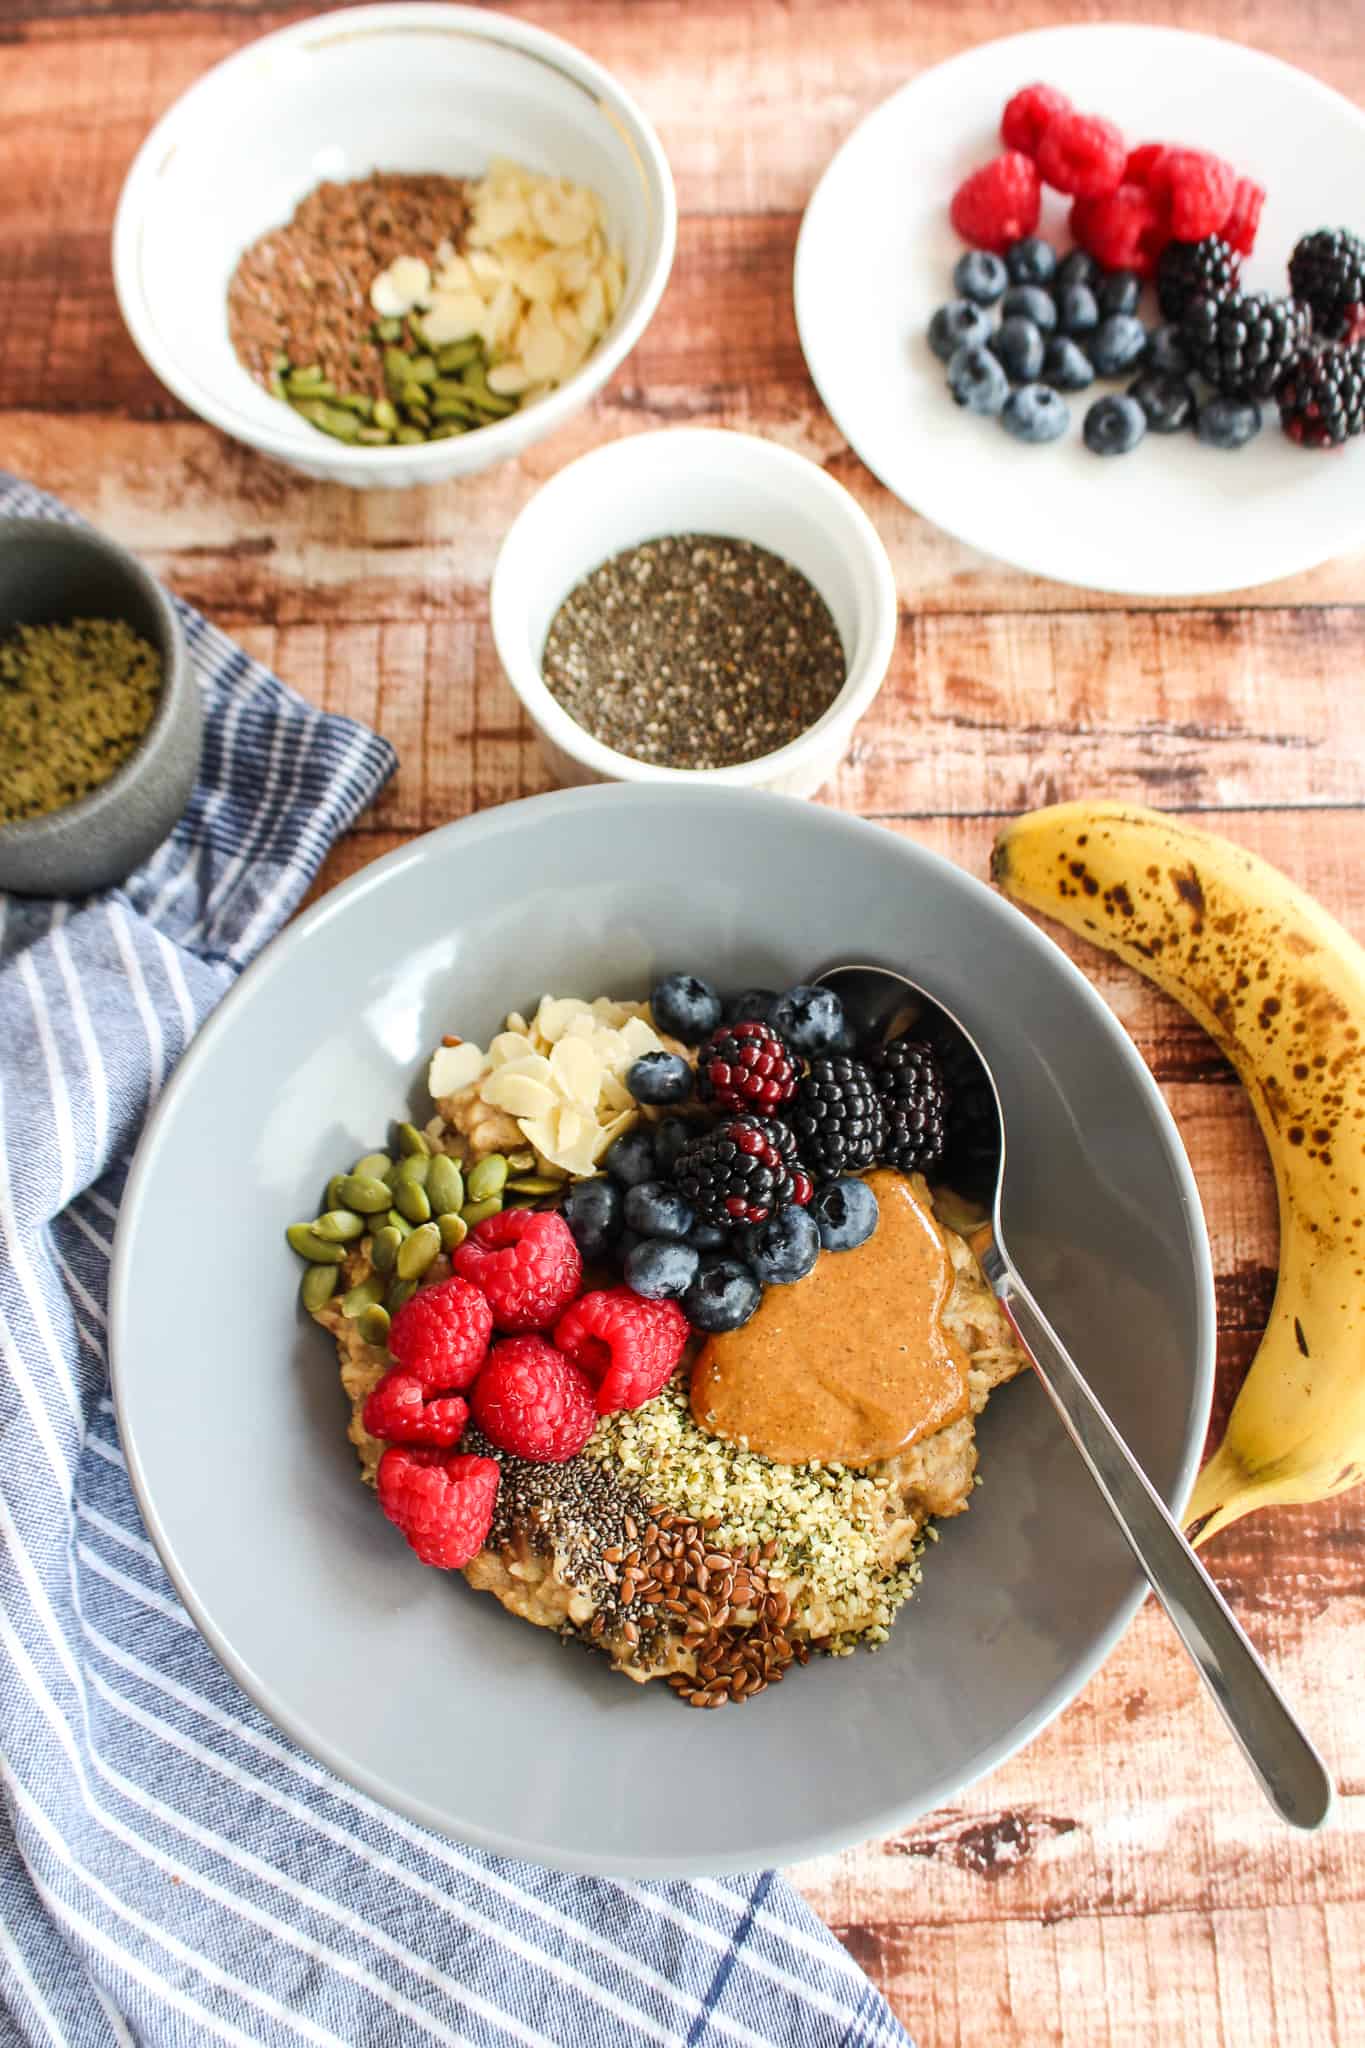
[1124,142,1166,187]
[1001,283,1057,333]
[1276,342,1365,448]
[1071,187,1164,277]
[1056,282,1099,337]
[1155,235,1240,322]
[1000,82,1071,159]
[1144,322,1191,376]
[928,300,992,361]
[1041,337,1094,392]
[1195,396,1263,449]
[376,1446,499,1569]
[649,971,722,1043]
[949,152,1041,255]
[362,1370,469,1448]
[1001,383,1070,444]
[603,1126,658,1186]
[1288,229,1365,343]
[740,1204,821,1287]
[953,248,1009,306]
[1181,289,1310,399]
[1128,370,1195,434]
[453,1209,582,1332]
[1151,148,1236,242]
[1083,391,1147,455]
[626,1049,693,1106]
[560,1175,623,1261]
[1086,313,1147,377]
[1097,270,1141,318]
[674,1113,812,1228]
[625,1236,701,1302]
[554,1286,690,1413]
[1036,111,1126,200]
[767,984,851,1057]
[1056,247,1101,291]
[1220,176,1265,259]
[623,1179,695,1240]
[869,1036,950,1173]
[791,1056,886,1178]
[989,316,1045,383]
[386,1275,492,1393]
[681,1258,763,1335]
[471,1335,597,1462]
[811,1176,881,1253]
[696,1018,800,1114]
[948,340,1010,414]
[1005,235,1058,287]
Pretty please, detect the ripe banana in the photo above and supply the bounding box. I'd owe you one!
[991,799,1365,1546]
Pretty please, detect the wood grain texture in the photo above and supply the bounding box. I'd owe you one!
[4,1,1363,2041]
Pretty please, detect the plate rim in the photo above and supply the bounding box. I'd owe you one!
[110,783,1218,1875]
[794,20,1365,598]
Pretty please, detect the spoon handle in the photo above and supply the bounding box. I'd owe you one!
[984,1248,1334,1832]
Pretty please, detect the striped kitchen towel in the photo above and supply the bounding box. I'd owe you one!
[0,474,912,2048]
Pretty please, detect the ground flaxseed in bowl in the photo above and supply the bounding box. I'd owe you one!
[539,534,848,770]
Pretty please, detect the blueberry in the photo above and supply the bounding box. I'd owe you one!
[740,1204,821,1287]
[1144,323,1190,377]
[626,1050,693,1106]
[1005,235,1057,287]
[1000,383,1070,444]
[624,1179,694,1240]
[615,1228,644,1263]
[1098,270,1141,317]
[650,972,721,1043]
[928,299,991,361]
[1128,371,1195,434]
[1083,393,1147,456]
[1086,314,1147,377]
[988,318,1044,384]
[625,1237,700,1302]
[1001,285,1057,333]
[811,1176,880,1252]
[952,249,1008,306]
[560,1176,623,1260]
[653,1116,693,1175]
[947,341,1010,414]
[1195,397,1262,449]
[1041,336,1094,392]
[682,1258,763,1334]
[1057,248,1101,292]
[687,1218,731,1252]
[1056,283,1099,336]
[723,986,778,1025]
[603,1127,658,1186]
[767,984,849,1057]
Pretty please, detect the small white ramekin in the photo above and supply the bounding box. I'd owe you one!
[489,429,899,797]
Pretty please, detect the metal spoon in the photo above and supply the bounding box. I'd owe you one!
[818,961,1334,1832]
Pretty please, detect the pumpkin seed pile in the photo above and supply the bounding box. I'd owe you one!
[271,330,519,447]
[284,1121,566,1324]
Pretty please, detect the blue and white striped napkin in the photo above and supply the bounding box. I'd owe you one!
[0,474,912,2048]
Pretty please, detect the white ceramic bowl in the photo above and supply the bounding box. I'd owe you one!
[489,428,899,796]
[112,5,677,490]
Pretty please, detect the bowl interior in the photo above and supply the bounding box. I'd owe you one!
[112,788,1214,1875]
[123,10,663,450]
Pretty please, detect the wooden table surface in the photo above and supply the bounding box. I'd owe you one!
[5,1,1363,2041]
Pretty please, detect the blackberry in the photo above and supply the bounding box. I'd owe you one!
[673,1114,812,1229]
[918,1019,1001,1202]
[868,1037,949,1176]
[790,1056,886,1178]
[1156,235,1240,322]
[1181,289,1310,400]
[695,1018,799,1115]
[1276,342,1365,449]
[1288,229,1365,343]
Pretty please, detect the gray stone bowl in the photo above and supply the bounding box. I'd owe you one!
[0,519,201,896]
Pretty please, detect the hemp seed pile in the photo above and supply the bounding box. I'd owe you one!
[0,618,162,824]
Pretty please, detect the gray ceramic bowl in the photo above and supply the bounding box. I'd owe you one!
[110,787,1215,1876]
[0,519,200,895]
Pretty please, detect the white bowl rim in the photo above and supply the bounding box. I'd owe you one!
[488,427,901,785]
[111,2,678,477]
[109,783,1218,1875]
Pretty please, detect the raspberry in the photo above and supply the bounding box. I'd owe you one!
[1221,178,1265,260]
[696,1019,800,1114]
[1151,148,1236,242]
[554,1287,689,1415]
[1000,83,1070,158]
[1071,185,1164,278]
[387,1276,492,1393]
[471,1336,597,1462]
[453,1210,582,1333]
[1124,142,1166,186]
[362,1370,469,1448]
[1036,111,1126,199]
[376,1447,499,1569]
[949,153,1041,256]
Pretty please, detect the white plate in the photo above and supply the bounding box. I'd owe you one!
[795,24,1365,595]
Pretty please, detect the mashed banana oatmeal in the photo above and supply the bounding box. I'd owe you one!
[289,976,1028,1708]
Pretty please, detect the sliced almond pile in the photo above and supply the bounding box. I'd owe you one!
[369,156,625,402]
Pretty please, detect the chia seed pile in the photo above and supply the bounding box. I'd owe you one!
[540,535,847,770]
